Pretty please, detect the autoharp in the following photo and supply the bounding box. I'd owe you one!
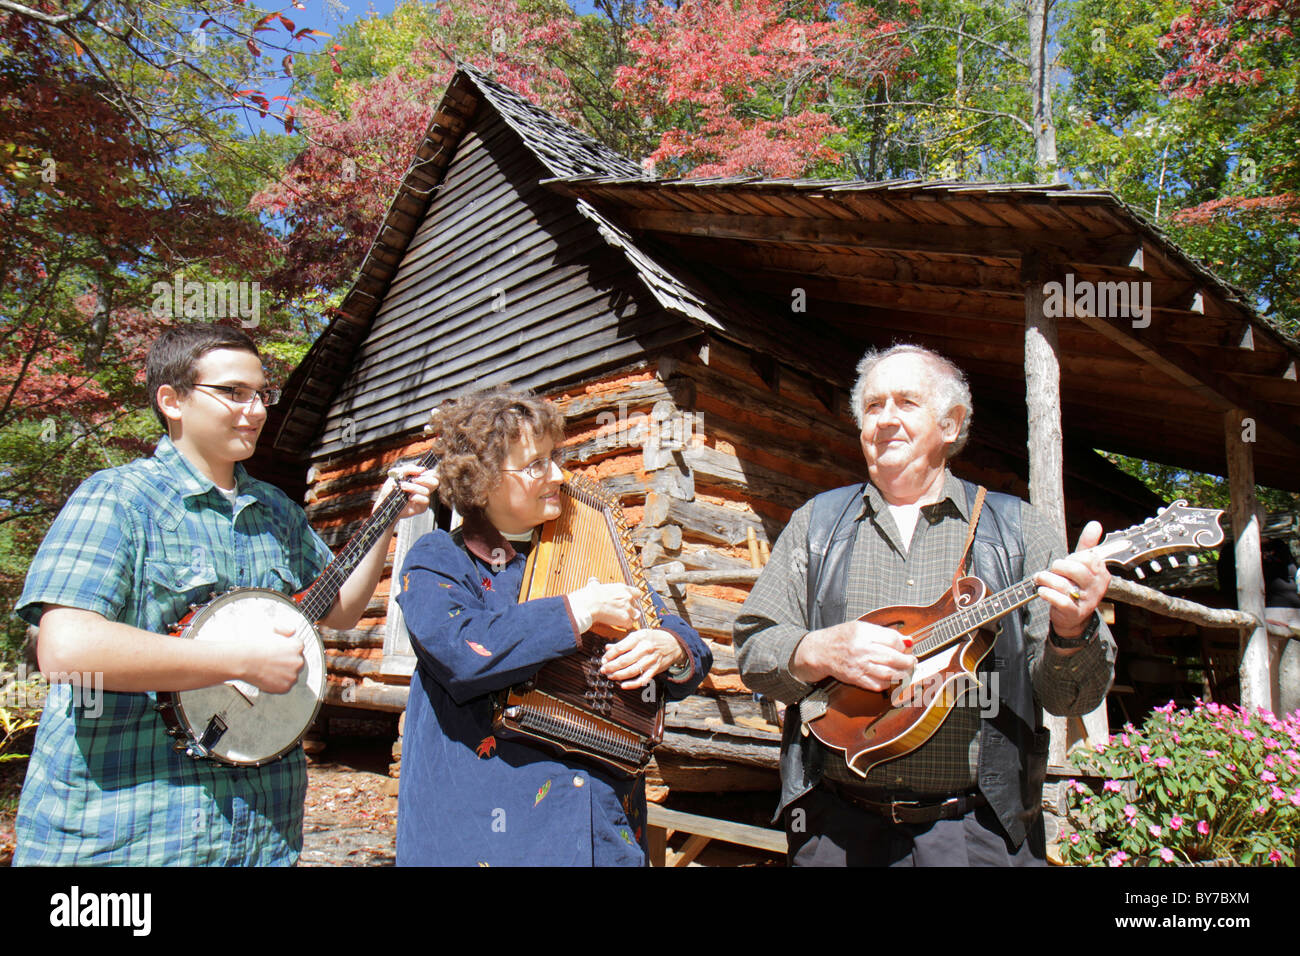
[495,471,665,776]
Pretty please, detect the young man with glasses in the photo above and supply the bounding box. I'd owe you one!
[13,323,437,865]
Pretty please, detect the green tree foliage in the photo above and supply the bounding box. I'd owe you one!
[1057,0,1300,338]
[0,2,329,662]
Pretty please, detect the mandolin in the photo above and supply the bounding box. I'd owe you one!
[797,500,1225,777]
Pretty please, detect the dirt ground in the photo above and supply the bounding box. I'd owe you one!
[300,737,400,866]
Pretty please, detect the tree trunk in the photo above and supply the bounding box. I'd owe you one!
[1023,0,1059,182]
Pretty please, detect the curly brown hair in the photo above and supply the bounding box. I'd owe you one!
[430,388,565,515]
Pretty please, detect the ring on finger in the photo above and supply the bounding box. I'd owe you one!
[1068,587,1082,601]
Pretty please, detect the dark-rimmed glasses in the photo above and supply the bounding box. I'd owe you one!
[192,384,282,407]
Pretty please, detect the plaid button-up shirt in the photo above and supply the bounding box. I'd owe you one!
[13,435,334,865]
[735,472,1115,794]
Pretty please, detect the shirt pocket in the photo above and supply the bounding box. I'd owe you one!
[144,559,220,627]
[258,564,308,596]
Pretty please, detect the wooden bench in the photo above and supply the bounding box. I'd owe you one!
[646,804,787,867]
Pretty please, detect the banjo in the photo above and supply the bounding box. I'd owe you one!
[155,448,439,767]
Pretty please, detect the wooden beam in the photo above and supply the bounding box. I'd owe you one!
[646,804,787,855]
[1224,408,1273,712]
[620,208,1138,263]
[1071,309,1300,457]
[1106,577,1257,631]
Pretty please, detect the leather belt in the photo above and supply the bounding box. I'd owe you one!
[823,780,987,825]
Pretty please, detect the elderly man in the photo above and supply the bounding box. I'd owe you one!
[735,344,1116,866]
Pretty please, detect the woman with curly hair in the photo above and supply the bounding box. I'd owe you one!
[394,388,710,866]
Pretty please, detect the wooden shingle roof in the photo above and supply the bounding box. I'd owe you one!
[543,175,1300,491]
[259,67,1300,495]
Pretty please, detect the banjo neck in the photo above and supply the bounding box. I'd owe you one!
[297,448,440,622]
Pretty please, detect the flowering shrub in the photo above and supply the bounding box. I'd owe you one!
[1061,700,1300,866]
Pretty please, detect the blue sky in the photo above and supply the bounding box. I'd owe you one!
[322,0,602,32]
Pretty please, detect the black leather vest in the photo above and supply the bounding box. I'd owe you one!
[779,479,1049,849]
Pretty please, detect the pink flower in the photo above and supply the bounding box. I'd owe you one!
[1140,745,1151,761]
[1103,780,1123,793]
[1291,790,1300,808]
[1264,754,1277,767]
[1203,749,1220,757]
[1124,804,1138,819]
[1172,733,1181,744]
[1155,757,1172,768]
[1271,786,1286,801]
[1254,805,1268,815]
[1121,733,1131,747]
[1149,824,1162,838]
[1262,770,1277,782]
[1109,851,1129,867]
[1160,848,1175,863]
[1155,701,1176,714]
[1242,729,1257,741]
[1263,737,1278,749]
[1069,833,1080,844]
[1197,820,1210,835]
[1169,815,1183,830]
[1268,849,1283,863]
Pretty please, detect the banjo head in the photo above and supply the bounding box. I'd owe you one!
[173,588,325,766]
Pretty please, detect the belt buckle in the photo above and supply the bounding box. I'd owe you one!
[890,800,920,824]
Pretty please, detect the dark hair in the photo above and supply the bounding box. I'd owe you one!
[145,324,261,428]
[430,388,565,515]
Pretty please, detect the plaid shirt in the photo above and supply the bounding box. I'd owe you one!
[735,472,1115,794]
[13,435,334,866]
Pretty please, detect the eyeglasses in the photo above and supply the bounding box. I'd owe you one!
[501,451,564,480]
[193,384,282,408]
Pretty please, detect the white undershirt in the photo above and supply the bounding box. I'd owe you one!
[887,502,922,554]
[216,485,239,508]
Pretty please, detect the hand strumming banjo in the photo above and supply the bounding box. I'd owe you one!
[155,449,439,767]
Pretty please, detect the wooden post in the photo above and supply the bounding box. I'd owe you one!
[1225,408,1272,712]
[1023,256,1065,538]
[1023,257,1108,763]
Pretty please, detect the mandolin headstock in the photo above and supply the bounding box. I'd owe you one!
[1096,499,1226,574]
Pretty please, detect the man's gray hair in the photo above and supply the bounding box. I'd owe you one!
[851,344,973,458]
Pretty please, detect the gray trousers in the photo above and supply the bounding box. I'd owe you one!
[785,785,1047,867]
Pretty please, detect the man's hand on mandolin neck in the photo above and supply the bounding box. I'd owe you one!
[1033,520,1110,653]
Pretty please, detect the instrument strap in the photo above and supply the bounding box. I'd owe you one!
[951,485,987,595]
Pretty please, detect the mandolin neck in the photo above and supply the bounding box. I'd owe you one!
[909,577,1041,658]
[298,449,440,622]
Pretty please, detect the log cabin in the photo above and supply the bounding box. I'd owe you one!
[248,64,1300,831]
